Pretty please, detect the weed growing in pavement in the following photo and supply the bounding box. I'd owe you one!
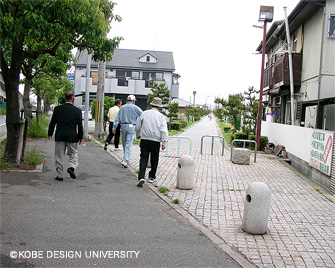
[24,146,44,165]
[315,188,323,194]
[159,186,169,195]
[0,141,44,169]
[172,199,180,204]
[27,114,49,138]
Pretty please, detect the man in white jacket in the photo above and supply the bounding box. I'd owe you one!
[135,97,168,187]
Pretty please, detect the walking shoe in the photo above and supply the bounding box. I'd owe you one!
[121,161,129,168]
[67,167,76,179]
[55,177,63,181]
[104,143,108,151]
[137,179,145,187]
[114,147,121,151]
[148,177,156,183]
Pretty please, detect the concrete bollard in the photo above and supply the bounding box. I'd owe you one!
[176,155,194,190]
[242,182,271,235]
[232,148,250,165]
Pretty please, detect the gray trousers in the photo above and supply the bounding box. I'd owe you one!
[55,142,78,178]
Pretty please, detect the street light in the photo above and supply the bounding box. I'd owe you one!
[255,6,273,151]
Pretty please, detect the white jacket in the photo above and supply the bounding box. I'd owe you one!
[135,108,168,145]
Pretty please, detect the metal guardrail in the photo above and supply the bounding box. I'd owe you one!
[231,139,257,163]
[165,136,192,157]
[200,135,225,156]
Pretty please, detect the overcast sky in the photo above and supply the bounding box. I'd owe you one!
[108,0,300,105]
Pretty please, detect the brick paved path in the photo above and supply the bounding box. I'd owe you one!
[108,117,335,268]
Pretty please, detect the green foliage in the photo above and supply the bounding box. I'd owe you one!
[167,102,179,121]
[248,135,269,151]
[91,96,115,121]
[231,132,248,147]
[0,103,6,115]
[172,199,180,204]
[169,122,181,130]
[223,127,231,133]
[227,114,241,132]
[27,114,49,138]
[185,106,208,121]
[242,86,259,135]
[159,187,169,195]
[147,82,170,107]
[216,120,233,143]
[214,94,245,133]
[179,121,187,128]
[1,0,123,162]
[24,146,44,165]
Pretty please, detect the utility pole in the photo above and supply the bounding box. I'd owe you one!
[284,6,295,126]
[83,52,91,141]
[95,61,105,138]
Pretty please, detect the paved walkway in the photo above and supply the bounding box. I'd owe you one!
[108,116,335,268]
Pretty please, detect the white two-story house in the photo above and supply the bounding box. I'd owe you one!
[73,49,180,110]
[256,0,335,194]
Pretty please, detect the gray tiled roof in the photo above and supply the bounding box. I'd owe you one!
[75,49,175,71]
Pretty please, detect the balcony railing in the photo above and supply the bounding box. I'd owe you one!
[262,52,302,90]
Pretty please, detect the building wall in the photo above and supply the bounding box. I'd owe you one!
[74,67,175,105]
[262,120,335,192]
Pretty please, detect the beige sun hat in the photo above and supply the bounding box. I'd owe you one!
[150,97,163,107]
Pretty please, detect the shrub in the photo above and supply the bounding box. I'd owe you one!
[248,135,269,151]
[179,120,187,129]
[27,115,49,138]
[194,117,200,121]
[169,122,181,130]
[231,132,248,147]
[223,127,231,133]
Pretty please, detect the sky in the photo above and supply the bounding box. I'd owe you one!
[108,0,300,105]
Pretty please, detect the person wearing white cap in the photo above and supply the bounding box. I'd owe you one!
[135,97,168,187]
[113,95,143,168]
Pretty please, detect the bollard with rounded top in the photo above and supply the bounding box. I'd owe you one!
[177,155,194,190]
[242,182,271,235]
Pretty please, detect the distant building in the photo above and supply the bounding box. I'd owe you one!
[172,97,193,115]
[73,49,180,110]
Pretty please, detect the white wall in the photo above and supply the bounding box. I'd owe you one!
[261,121,314,162]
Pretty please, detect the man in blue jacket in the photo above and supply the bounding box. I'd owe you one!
[113,95,142,168]
[48,91,83,181]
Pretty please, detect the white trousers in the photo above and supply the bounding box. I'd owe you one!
[55,142,78,178]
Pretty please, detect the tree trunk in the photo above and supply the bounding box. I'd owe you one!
[21,62,34,161]
[3,36,25,163]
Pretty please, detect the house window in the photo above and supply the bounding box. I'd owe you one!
[146,56,150,62]
[116,70,127,86]
[91,71,98,85]
[116,70,140,86]
[143,72,163,88]
[329,14,335,38]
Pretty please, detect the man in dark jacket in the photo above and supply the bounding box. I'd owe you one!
[48,91,83,181]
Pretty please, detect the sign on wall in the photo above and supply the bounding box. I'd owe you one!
[309,130,334,176]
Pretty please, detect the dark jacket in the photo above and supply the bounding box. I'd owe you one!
[48,103,83,143]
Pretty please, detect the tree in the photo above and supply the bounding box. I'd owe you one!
[242,86,259,135]
[216,94,245,133]
[166,102,179,126]
[1,0,122,163]
[147,82,170,108]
